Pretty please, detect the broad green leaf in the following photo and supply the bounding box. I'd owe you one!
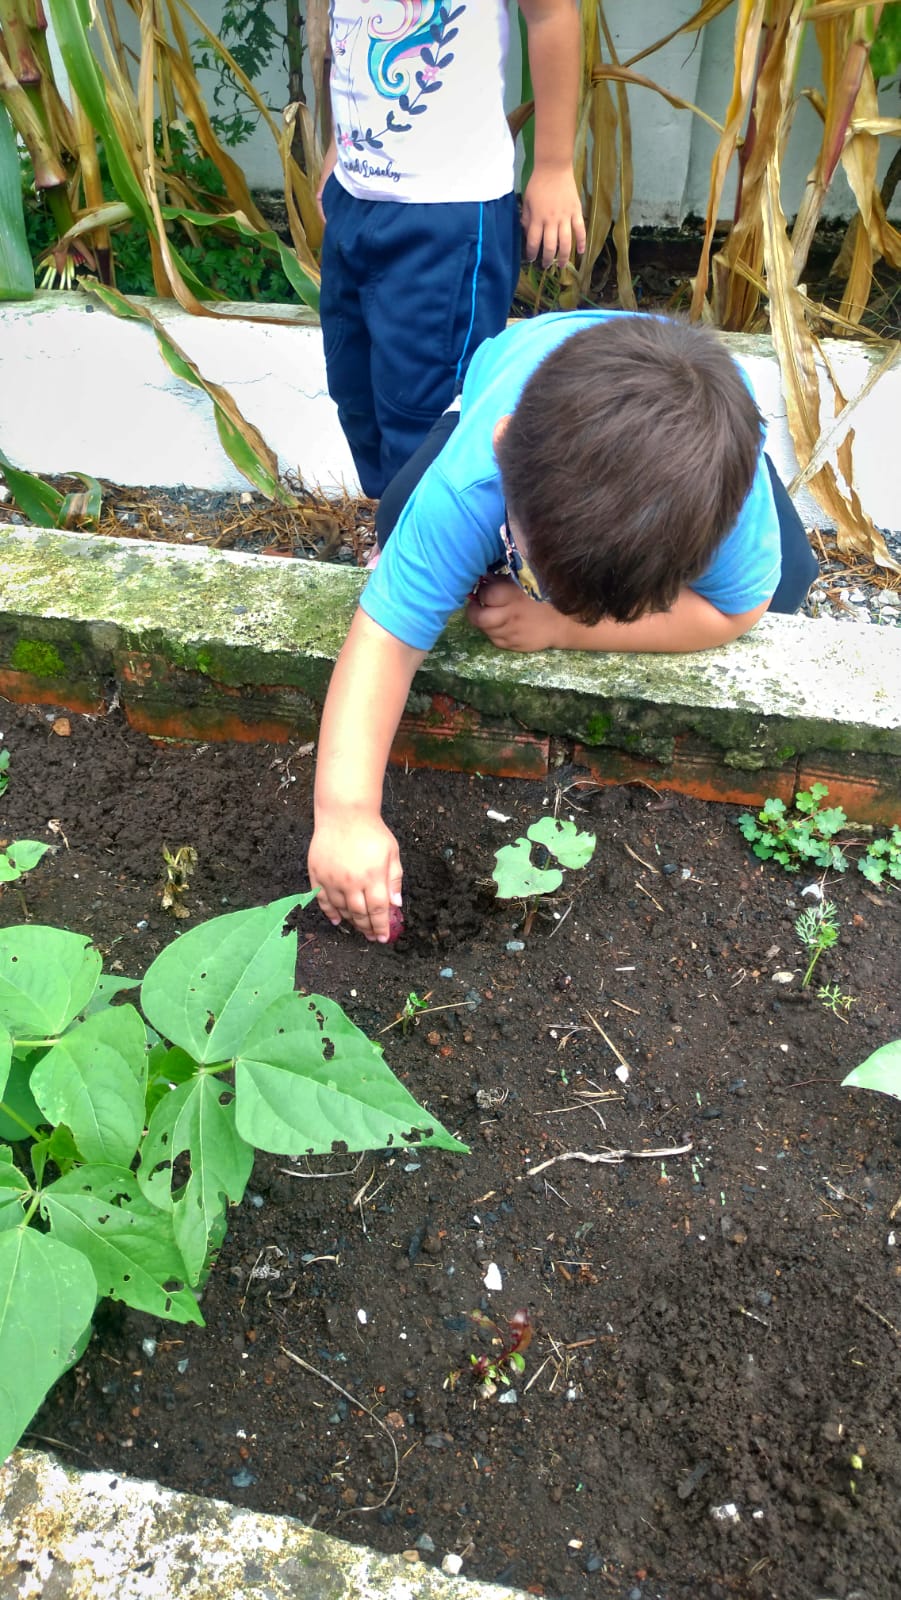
[527,816,597,869]
[41,1166,204,1324]
[0,447,65,528]
[0,106,35,301]
[0,926,102,1036]
[0,841,50,882]
[235,992,467,1155]
[138,1074,253,1284]
[0,1148,30,1233]
[0,1228,97,1462]
[145,1045,199,1118]
[140,895,309,1064]
[0,1055,43,1142]
[843,1040,901,1102]
[493,838,563,899]
[0,1026,10,1100]
[31,1006,148,1168]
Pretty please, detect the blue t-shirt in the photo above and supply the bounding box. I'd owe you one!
[361,311,782,652]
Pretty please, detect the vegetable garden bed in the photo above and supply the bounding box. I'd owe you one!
[2,700,900,1600]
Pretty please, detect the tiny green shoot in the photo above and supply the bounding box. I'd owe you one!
[795,899,839,986]
[0,750,9,797]
[817,983,855,1019]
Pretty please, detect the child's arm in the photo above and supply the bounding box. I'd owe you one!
[308,609,426,941]
[519,0,586,267]
[467,579,770,653]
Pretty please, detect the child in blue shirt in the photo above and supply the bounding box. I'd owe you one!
[307,311,818,941]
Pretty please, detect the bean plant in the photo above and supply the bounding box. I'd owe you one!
[0,894,464,1461]
[493,815,596,900]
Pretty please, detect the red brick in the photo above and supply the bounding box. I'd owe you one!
[571,737,799,809]
[392,694,549,779]
[0,670,105,716]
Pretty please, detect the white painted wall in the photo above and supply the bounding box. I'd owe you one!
[158,1,901,224]
[2,295,899,536]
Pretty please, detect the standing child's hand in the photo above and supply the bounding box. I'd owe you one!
[308,810,403,943]
[522,167,586,268]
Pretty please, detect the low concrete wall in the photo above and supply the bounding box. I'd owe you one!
[0,528,898,824]
[0,1448,525,1600]
[1,296,900,538]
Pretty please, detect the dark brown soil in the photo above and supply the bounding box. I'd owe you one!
[2,700,900,1600]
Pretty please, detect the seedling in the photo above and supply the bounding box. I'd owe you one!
[843,1039,901,1102]
[493,817,595,932]
[398,990,430,1036]
[795,899,839,986]
[0,895,466,1462]
[0,750,9,798]
[468,1307,533,1389]
[0,840,49,885]
[817,983,855,1019]
[738,784,848,873]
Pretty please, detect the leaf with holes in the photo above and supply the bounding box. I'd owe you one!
[493,837,562,899]
[140,895,310,1064]
[30,1006,148,1168]
[0,1147,30,1232]
[138,1074,254,1285]
[234,992,467,1155]
[527,816,597,870]
[41,1165,203,1323]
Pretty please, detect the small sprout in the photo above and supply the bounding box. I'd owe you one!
[817,982,855,1018]
[794,899,839,986]
[466,1307,533,1390]
[0,749,9,797]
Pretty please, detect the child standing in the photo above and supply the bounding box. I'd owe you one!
[306,310,819,941]
[317,1,585,499]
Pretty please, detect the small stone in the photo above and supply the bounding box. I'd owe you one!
[506,940,525,952]
[439,967,454,979]
[498,1388,518,1404]
[231,1468,256,1488]
[141,1337,157,1359]
[441,1553,464,1576]
[710,1501,740,1524]
[401,1550,420,1564]
[416,1533,436,1554]
[584,1553,605,1573]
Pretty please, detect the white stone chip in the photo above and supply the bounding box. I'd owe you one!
[482,1262,503,1292]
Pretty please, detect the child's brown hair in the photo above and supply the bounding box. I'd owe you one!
[495,314,764,624]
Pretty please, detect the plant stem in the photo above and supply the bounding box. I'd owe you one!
[0,1099,40,1139]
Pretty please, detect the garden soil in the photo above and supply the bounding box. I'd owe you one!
[2,701,900,1600]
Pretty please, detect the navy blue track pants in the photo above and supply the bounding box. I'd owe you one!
[319,177,521,499]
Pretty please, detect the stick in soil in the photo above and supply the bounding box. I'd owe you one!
[854,1295,901,1342]
[525,1142,692,1176]
[281,1347,399,1510]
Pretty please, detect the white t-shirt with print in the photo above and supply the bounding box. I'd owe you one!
[328,2,513,203]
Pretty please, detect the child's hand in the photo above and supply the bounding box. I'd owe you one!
[522,167,586,268]
[466,578,563,652]
[308,811,403,943]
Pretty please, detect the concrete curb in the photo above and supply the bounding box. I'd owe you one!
[0,525,899,824]
[0,1449,529,1599]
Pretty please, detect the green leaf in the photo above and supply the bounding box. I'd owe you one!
[0,1228,97,1463]
[0,926,102,1036]
[138,1074,253,1285]
[30,1123,81,1188]
[234,992,467,1155]
[0,107,35,301]
[0,446,66,528]
[0,1148,30,1233]
[30,1006,148,1168]
[0,841,50,883]
[140,895,309,1064]
[0,1055,43,1142]
[527,816,596,869]
[41,1166,204,1324]
[0,1026,10,1102]
[842,1040,901,1102]
[493,838,563,899]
